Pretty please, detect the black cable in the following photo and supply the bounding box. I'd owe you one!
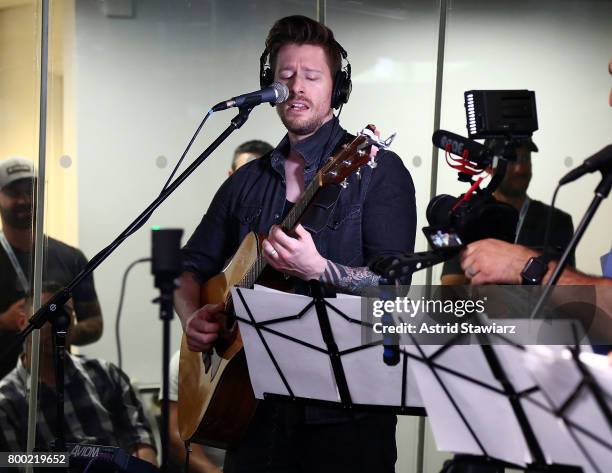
[115,257,150,370]
[120,108,215,242]
[542,183,561,259]
[161,108,214,193]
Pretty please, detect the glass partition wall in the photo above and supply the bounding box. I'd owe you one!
[2,0,611,471]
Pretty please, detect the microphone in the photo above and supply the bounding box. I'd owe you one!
[212,81,289,112]
[432,129,493,166]
[559,144,612,185]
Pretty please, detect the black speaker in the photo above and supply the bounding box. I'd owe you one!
[151,228,183,288]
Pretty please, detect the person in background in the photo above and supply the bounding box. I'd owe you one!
[229,140,274,176]
[0,283,157,464]
[0,157,103,379]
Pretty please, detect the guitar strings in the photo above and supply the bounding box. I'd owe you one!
[237,176,322,290]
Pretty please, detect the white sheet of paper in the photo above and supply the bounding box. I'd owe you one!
[405,344,531,466]
[231,287,424,409]
[524,347,612,473]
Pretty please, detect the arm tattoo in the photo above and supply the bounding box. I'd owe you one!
[319,260,380,295]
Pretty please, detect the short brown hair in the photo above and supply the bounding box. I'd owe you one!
[265,15,343,78]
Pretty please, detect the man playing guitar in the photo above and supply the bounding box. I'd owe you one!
[175,15,417,473]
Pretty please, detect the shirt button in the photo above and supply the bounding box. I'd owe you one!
[274,213,280,220]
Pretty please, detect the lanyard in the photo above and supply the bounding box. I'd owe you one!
[0,232,30,293]
[514,197,531,244]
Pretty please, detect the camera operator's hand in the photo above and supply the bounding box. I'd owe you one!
[460,239,538,285]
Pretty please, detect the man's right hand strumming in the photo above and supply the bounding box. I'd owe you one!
[184,303,224,353]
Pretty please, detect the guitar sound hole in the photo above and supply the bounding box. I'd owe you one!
[202,351,212,373]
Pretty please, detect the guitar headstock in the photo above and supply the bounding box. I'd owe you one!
[320,126,396,186]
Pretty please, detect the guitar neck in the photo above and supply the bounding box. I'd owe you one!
[237,175,322,289]
[280,175,321,231]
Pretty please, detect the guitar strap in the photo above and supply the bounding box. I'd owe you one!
[301,132,356,234]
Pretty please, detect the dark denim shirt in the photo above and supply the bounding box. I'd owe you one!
[183,117,417,282]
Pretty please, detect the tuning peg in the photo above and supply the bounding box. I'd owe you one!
[358,127,397,150]
[340,178,349,189]
[368,158,378,169]
[381,132,397,148]
[356,168,361,180]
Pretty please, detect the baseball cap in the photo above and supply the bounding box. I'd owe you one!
[0,157,34,190]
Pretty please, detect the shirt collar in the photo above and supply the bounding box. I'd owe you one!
[15,353,79,389]
[270,116,347,171]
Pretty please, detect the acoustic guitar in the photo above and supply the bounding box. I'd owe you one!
[177,126,395,449]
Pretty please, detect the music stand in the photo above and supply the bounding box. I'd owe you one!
[403,318,599,473]
[523,345,612,473]
[230,285,425,415]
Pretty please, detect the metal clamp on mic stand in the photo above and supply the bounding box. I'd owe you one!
[151,228,183,473]
[371,249,461,285]
[370,250,459,367]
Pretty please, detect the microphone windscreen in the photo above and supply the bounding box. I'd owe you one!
[272,81,289,104]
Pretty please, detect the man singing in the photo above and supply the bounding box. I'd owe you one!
[175,15,417,473]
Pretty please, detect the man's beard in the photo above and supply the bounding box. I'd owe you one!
[0,205,32,230]
[497,180,529,199]
[279,112,325,137]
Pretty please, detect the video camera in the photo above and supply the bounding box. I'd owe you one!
[426,89,539,250]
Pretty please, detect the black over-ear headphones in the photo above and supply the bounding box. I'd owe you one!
[259,39,352,110]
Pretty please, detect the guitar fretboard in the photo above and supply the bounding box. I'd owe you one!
[236,174,322,289]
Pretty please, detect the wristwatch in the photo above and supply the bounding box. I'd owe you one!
[520,255,549,285]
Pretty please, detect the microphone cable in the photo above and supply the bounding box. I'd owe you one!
[541,183,562,261]
[115,257,151,370]
[161,108,214,193]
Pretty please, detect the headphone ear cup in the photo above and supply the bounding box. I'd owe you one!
[331,69,352,109]
[260,66,274,89]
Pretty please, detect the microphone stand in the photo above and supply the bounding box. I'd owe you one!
[51,304,70,457]
[4,105,254,467]
[530,172,612,319]
[151,228,183,473]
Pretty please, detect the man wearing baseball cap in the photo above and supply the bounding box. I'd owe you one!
[0,157,103,378]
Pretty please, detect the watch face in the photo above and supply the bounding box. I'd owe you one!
[521,256,547,285]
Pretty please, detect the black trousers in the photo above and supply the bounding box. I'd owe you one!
[224,401,397,473]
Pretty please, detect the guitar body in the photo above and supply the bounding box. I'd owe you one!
[177,232,260,449]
